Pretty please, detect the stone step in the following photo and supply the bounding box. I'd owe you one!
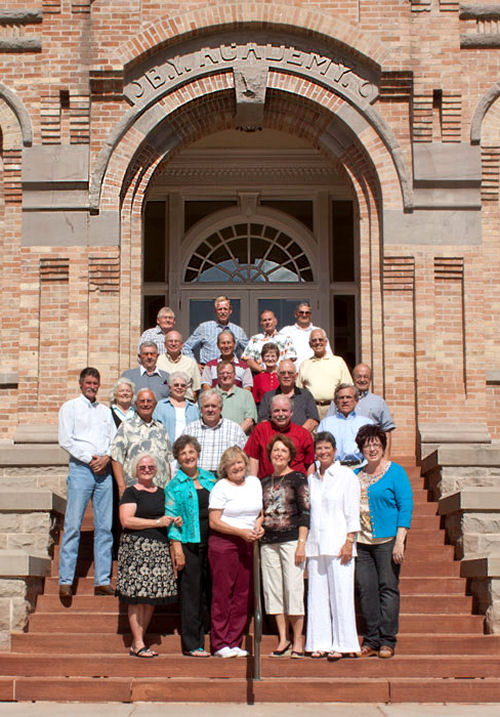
[12,632,500,655]
[26,610,483,634]
[6,675,500,704]
[1,653,500,679]
[34,592,473,614]
[399,576,465,594]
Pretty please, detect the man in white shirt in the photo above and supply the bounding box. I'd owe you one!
[281,301,332,368]
[58,367,116,599]
[241,309,296,373]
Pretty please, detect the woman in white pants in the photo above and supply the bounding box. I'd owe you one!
[305,431,361,660]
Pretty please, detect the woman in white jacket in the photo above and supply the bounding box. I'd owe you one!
[305,431,361,660]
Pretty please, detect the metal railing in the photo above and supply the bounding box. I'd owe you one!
[252,540,263,680]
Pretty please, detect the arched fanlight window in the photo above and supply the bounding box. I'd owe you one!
[184,222,314,283]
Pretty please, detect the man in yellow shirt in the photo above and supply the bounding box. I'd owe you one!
[297,329,352,420]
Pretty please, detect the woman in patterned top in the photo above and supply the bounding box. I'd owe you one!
[260,434,310,658]
[116,452,182,658]
[354,424,413,659]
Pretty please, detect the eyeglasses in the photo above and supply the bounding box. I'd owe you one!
[138,465,155,472]
[297,310,311,315]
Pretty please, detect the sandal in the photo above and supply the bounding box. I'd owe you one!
[271,641,292,657]
[327,651,343,662]
[310,651,327,659]
[130,646,157,658]
[290,650,304,659]
[185,648,210,657]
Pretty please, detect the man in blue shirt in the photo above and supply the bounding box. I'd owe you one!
[183,296,248,366]
[317,383,373,466]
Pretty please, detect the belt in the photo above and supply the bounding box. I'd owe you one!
[340,460,363,467]
[315,400,332,406]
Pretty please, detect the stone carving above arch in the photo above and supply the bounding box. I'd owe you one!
[471,80,500,144]
[0,82,33,146]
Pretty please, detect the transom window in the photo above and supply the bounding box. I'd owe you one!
[184,222,314,283]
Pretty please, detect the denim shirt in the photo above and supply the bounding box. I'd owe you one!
[165,467,217,543]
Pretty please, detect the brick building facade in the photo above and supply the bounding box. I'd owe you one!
[0,0,498,456]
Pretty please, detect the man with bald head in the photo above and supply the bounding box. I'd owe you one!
[258,359,319,433]
[326,363,395,455]
[245,395,315,479]
[110,388,173,494]
[297,328,352,420]
[242,309,296,373]
[157,329,200,403]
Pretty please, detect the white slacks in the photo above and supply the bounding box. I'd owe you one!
[305,555,360,653]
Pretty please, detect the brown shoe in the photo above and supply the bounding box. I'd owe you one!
[359,645,378,657]
[94,584,115,596]
[59,585,72,598]
[378,646,395,659]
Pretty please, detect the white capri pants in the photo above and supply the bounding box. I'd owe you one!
[305,555,360,654]
[261,540,305,616]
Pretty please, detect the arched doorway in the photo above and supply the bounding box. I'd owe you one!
[142,129,359,367]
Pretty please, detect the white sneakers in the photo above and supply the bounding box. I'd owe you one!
[214,646,249,658]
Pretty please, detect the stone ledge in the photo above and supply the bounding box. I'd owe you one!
[13,424,58,444]
[486,370,500,385]
[0,373,18,387]
[0,489,65,514]
[0,551,51,577]
[0,445,68,467]
[421,444,500,473]
[419,422,491,445]
[439,489,500,515]
[461,556,500,579]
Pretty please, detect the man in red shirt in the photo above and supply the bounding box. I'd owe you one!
[245,395,314,479]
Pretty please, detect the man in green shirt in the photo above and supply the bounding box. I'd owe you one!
[215,361,257,435]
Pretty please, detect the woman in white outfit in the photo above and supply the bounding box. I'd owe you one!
[305,431,361,660]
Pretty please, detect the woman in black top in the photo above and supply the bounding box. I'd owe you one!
[261,434,310,658]
[117,452,182,658]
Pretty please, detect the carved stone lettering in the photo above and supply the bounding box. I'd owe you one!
[265,44,285,61]
[286,48,305,67]
[145,67,165,89]
[240,43,263,61]
[199,48,220,67]
[304,53,332,76]
[220,43,237,61]
[124,39,378,109]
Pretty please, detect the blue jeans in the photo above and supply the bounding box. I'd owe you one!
[355,539,400,650]
[59,459,113,586]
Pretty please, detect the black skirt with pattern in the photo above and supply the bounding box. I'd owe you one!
[116,532,178,605]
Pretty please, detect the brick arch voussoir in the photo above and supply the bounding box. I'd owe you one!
[111,2,388,72]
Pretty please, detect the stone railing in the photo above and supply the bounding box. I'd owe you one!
[0,441,67,649]
[421,444,500,633]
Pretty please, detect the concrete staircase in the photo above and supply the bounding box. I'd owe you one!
[2,460,500,703]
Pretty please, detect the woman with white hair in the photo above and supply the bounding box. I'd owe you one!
[109,378,136,427]
[116,452,182,658]
[153,371,200,441]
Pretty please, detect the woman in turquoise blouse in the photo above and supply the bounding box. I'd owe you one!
[354,424,413,659]
[165,435,217,656]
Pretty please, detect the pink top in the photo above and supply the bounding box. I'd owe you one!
[252,371,279,404]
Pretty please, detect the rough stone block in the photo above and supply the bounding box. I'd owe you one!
[22,513,51,533]
[6,534,49,554]
[0,599,11,631]
[0,515,22,532]
[0,579,28,599]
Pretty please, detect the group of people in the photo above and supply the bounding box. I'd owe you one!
[57,296,412,661]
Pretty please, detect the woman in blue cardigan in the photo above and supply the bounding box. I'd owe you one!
[165,435,217,656]
[354,424,413,659]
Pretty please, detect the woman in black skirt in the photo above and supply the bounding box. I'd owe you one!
[116,452,182,658]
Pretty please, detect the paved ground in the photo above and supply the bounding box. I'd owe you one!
[0,704,499,716]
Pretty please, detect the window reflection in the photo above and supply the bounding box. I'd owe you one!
[185,223,314,283]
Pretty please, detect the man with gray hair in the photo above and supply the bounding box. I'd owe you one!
[245,394,314,479]
[181,389,246,474]
[111,388,173,495]
[281,301,332,368]
[317,384,373,466]
[137,306,176,355]
[297,328,352,420]
[122,341,169,401]
[325,363,395,455]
